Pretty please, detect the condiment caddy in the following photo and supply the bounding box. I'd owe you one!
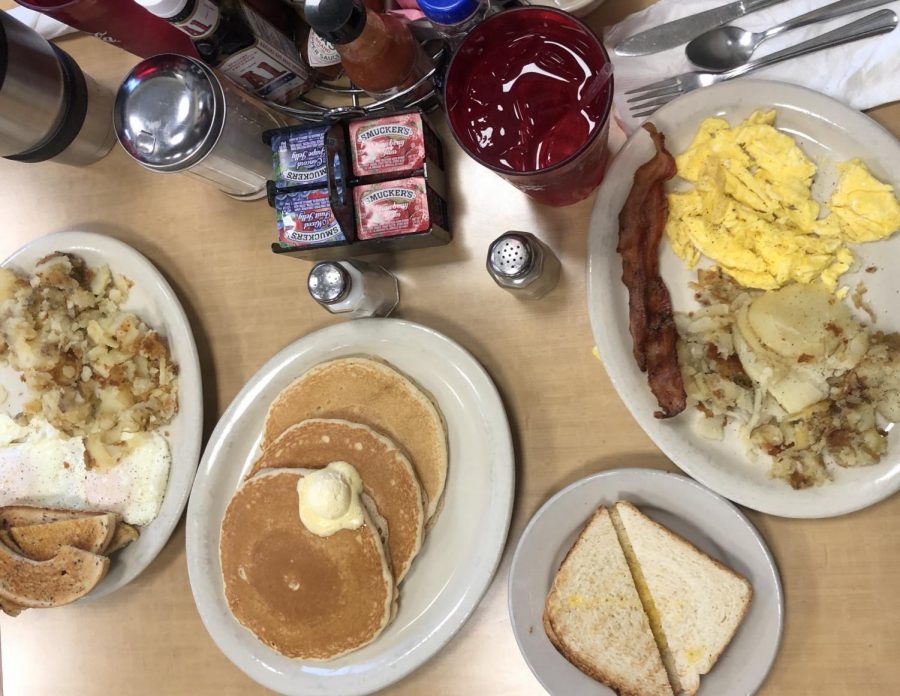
[263,109,451,261]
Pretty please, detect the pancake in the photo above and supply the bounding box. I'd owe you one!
[220,469,394,660]
[249,419,425,582]
[261,357,448,522]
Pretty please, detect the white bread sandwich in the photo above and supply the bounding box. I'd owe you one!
[610,501,753,696]
[545,502,752,696]
[544,507,674,696]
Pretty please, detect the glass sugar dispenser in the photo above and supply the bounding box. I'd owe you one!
[307,260,400,317]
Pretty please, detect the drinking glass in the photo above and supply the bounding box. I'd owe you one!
[444,7,614,207]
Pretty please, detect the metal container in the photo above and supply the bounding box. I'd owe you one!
[486,231,561,299]
[307,260,399,317]
[114,54,289,199]
[0,12,115,166]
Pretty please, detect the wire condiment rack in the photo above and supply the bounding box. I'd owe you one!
[268,29,449,123]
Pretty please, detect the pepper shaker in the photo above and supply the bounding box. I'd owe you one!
[308,260,399,317]
[486,232,561,299]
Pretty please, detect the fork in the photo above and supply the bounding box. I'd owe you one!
[626,9,898,118]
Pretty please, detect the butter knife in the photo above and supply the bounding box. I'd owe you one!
[615,0,794,56]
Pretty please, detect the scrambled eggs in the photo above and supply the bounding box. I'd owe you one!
[666,110,900,290]
[818,159,900,243]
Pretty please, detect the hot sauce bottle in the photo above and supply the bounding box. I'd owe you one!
[137,0,314,104]
[304,0,433,99]
[296,21,344,80]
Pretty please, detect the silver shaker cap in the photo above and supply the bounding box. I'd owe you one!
[488,233,534,278]
[308,262,350,304]
[114,54,223,171]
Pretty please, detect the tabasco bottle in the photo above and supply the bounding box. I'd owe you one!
[304,0,433,100]
[136,0,314,104]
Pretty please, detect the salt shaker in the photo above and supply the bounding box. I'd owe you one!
[486,232,561,299]
[307,260,399,317]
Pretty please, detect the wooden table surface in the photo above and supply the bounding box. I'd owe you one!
[1,1,899,694]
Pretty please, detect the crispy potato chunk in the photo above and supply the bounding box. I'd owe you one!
[0,254,178,462]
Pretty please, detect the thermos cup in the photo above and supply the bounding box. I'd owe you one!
[0,11,116,167]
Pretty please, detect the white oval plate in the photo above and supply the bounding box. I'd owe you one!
[186,318,514,696]
[588,80,900,518]
[0,231,203,599]
[509,468,783,696]
[531,0,607,18]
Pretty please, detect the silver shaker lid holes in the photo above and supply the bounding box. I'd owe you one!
[308,262,350,304]
[488,234,534,278]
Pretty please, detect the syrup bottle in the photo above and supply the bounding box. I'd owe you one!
[136,0,314,104]
[304,0,432,99]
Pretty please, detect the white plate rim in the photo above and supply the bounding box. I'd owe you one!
[0,230,203,599]
[530,0,607,18]
[587,79,900,518]
[185,317,515,696]
[507,467,784,696]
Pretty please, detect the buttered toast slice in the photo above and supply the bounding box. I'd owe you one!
[0,542,109,608]
[0,507,134,615]
[0,506,138,555]
[544,507,674,696]
[611,501,752,696]
[106,522,139,553]
[9,514,118,561]
[0,506,87,528]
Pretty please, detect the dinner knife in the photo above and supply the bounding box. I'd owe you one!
[614,0,794,56]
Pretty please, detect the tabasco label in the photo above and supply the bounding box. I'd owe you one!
[349,112,442,178]
[307,32,341,69]
[354,177,435,240]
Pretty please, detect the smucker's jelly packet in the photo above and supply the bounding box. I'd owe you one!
[349,111,444,180]
[354,176,449,240]
[276,188,351,248]
[267,124,344,189]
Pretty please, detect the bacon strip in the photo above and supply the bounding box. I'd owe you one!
[616,123,686,418]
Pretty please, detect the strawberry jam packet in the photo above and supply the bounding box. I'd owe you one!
[354,176,449,241]
[349,111,444,180]
[275,188,353,248]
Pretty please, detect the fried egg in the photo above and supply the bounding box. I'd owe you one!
[0,415,170,526]
[666,111,900,290]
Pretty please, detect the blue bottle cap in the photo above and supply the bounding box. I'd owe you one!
[418,0,480,27]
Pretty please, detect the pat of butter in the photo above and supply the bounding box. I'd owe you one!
[296,461,365,536]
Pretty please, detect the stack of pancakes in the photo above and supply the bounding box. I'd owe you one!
[220,357,448,660]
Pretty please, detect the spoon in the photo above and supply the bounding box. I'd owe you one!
[536,61,613,168]
[686,0,894,72]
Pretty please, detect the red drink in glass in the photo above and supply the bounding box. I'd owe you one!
[16,0,199,59]
[444,7,614,207]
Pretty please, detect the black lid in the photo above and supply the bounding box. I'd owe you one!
[304,0,367,45]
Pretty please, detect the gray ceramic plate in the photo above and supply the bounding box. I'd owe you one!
[1,232,203,600]
[187,319,514,696]
[588,81,900,517]
[508,468,783,696]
